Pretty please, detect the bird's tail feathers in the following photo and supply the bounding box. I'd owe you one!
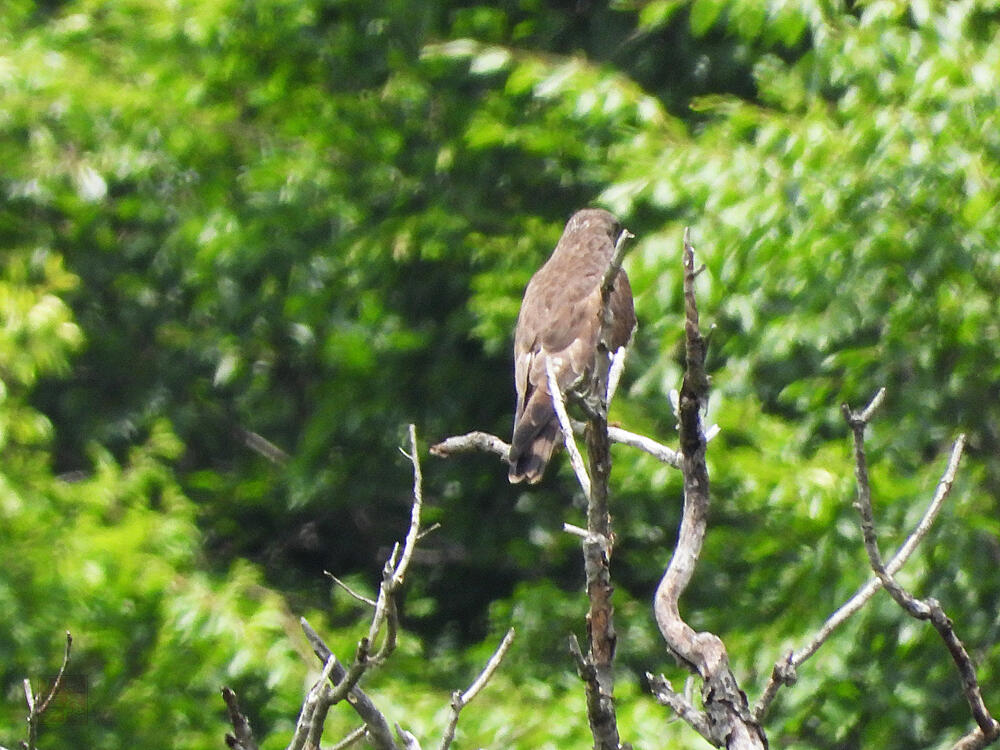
[508,393,560,484]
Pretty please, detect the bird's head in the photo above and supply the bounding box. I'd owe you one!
[565,208,622,243]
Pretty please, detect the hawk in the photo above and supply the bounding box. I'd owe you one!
[508,208,636,484]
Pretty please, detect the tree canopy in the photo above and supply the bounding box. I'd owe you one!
[2,1,998,748]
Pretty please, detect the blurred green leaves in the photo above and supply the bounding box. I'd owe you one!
[2,0,1000,748]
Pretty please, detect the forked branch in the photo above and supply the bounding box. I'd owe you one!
[842,393,999,748]
[223,425,514,750]
[651,230,765,749]
[437,628,516,750]
[754,427,969,721]
[11,632,74,750]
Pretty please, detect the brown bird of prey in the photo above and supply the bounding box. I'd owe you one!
[508,208,636,484]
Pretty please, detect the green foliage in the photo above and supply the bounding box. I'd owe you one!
[2,0,1000,748]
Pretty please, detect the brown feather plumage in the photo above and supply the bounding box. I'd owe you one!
[508,208,636,484]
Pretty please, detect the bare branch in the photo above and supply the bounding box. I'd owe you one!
[299,618,401,750]
[646,672,712,737]
[431,426,682,471]
[286,655,343,750]
[236,427,291,465]
[222,687,260,750]
[437,628,516,750]
[329,725,367,750]
[568,631,620,748]
[840,395,999,743]
[601,227,634,300]
[607,426,681,468]
[754,433,969,720]
[577,530,619,750]
[546,357,592,497]
[954,726,1000,750]
[35,633,72,717]
[417,522,442,541]
[20,632,73,750]
[752,654,797,723]
[461,628,516,705]
[842,393,936,611]
[606,346,628,403]
[326,571,377,608]
[330,424,422,683]
[856,386,886,423]
[393,424,424,588]
[282,430,427,750]
[429,431,511,461]
[652,230,766,749]
[396,725,423,750]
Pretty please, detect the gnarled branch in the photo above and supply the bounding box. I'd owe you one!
[652,230,765,750]
[842,393,999,746]
[754,426,969,721]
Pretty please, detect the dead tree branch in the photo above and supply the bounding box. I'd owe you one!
[437,627,516,750]
[547,357,592,498]
[329,725,367,750]
[429,426,680,469]
[547,353,622,749]
[607,426,681,468]
[429,431,511,461]
[12,632,74,750]
[569,223,639,750]
[652,230,766,749]
[299,618,401,750]
[224,425,515,750]
[222,687,260,750]
[285,424,427,749]
[841,393,999,747]
[754,428,969,721]
[224,425,427,750]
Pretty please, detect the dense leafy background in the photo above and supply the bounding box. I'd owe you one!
[2,0,999,748]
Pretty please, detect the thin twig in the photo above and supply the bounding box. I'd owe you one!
[347,425,423,676]
[326,571,377,608]
[606,346,628,403]
[607,426,681,468]
[393,424,424,588]
[329,725,368,750]
[21,632,73,750]
[754,433,969,720]
[841,393,999,743]
[287,648,351,750]
[437,628,516,750]
[396,725,423,750]
[646,672,712,737]
[300,618,401,750]
[461,628,516,705]
[546,357,591,497]
[416,522,442,540]
[36,633,72,717]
